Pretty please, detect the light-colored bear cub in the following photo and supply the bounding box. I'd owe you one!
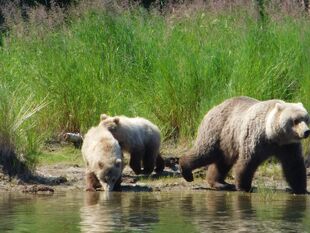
[82,124,123,191]
[100,114,165,175]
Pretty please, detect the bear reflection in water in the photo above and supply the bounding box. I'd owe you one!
[79,192,308,232]
[178,192,308,233]
[80,192,160,233]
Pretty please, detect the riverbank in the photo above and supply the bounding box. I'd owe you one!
[1,146,310,194]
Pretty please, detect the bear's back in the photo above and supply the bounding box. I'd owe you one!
[119,116,160,140]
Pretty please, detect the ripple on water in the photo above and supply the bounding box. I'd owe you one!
[0,191,309,233]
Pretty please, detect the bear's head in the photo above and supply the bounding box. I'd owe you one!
[99,114,126,144]
[99,114,120,132]
[96,157,123,191]
[266,102,310,144]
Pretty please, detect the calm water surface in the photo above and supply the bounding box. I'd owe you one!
[0,191,309,233]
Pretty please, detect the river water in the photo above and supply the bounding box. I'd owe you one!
[0,191,309,233]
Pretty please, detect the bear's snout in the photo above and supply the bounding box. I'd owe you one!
[295,121,310,139]
[303,129,310,138]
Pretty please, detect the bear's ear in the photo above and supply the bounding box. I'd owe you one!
[113,117,120,125]
[115,158,122,168]
[275,103,284,112]
[100,114,109,121]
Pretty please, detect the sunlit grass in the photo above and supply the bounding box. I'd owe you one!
[2,1,310,170]
[37,146,83,166]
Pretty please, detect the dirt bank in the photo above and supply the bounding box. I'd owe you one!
[1,159,310,194]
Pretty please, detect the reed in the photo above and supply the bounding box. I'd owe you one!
[1,0,310,169]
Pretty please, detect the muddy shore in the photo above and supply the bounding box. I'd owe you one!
[1,158,310,194]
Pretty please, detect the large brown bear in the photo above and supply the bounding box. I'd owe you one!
[179,96,310,194]
[99,114,165,175]
[82,124,124,191]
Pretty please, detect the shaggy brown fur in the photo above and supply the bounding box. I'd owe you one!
[179,96,310,194]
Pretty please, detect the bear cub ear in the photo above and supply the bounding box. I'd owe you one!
[100,114,109,121]
[275,103,284,112]
[113,117,120,124]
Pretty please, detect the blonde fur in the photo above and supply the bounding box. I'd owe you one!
[82,124,123,191]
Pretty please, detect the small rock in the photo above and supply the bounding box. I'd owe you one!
[52,176,67,185]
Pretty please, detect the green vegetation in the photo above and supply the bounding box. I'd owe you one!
[37,146,83,165]
[1,1,310,169]
[0,84,47,174]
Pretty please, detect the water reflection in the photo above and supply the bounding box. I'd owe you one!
[0,192,81,233]
[178,192,309,233]
[80,192,161,233]
[0,191,309,233]
[80,191,309,233]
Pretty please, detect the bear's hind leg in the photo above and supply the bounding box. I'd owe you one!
[179,148,218,182]
[155,154,165,173]
[235,158,260,192]
[142,145,157,175]
[207,162,235,191]
[129,149,144,175]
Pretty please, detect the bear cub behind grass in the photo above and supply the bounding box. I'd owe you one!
[82,124,124,192]
[100,114,165,175]
[179,96,310,194]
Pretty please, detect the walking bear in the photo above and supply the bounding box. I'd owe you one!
[179,96,310,194]
[82,124,124,191]
[99,114,165,175]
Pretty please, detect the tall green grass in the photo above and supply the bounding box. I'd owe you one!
[1,2,310,169]
[0,84,47,174]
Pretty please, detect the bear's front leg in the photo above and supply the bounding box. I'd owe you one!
[85,172,101,192]
[113,177,122,191]
[276,144,307,194]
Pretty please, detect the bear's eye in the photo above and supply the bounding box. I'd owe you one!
[98,162,104,169]
[293,119,300,125]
